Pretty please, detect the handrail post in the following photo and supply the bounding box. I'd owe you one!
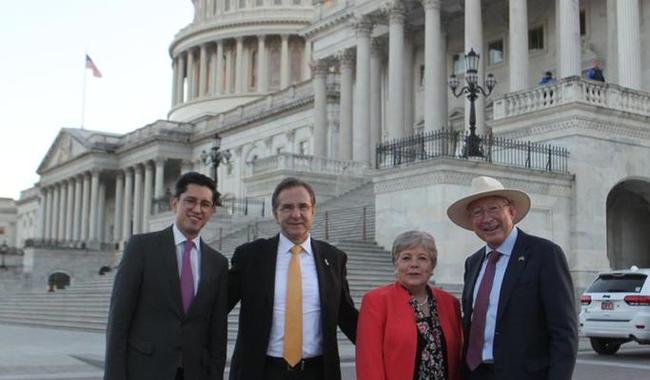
[362,207,367,241]
[325,211,330,241]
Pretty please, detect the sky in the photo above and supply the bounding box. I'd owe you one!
[0,1,193,199]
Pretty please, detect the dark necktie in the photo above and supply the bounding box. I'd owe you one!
[466,250,501,371]
[180,240,195,313]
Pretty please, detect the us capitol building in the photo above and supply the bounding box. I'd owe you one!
[1,0,649,291]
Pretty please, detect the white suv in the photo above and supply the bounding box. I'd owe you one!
[579,267,650,355]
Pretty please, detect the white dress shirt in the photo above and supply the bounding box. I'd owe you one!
[267,233,323,358]
[172,223,201,294]
[472,227,518,362]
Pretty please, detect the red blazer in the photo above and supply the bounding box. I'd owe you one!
[356,283,463,380]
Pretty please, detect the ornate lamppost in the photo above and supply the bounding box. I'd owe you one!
[0,242,8,270]
[200,134,231,205]
[448,49,497,157]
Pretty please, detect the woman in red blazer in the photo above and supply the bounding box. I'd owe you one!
[356,231,463,380]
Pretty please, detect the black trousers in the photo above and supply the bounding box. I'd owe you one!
[468,363,496,380]
[175,368,184,380]
[262,356,324,380]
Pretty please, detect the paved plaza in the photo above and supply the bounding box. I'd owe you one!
[3,322,648,380]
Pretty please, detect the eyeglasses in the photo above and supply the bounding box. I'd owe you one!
[277,203,312,215]
[181,197,214,212]
[469,202,509,220]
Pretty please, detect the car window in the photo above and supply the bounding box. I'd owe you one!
[586,273,647,293]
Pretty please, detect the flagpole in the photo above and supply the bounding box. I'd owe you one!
[81,53,88,130]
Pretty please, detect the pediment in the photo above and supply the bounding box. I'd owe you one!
[37,129,91,173]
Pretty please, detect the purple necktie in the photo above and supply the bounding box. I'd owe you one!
[180,240,195,313]
[466,250,501,371]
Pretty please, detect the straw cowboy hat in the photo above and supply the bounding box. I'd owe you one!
[447,176,531,230]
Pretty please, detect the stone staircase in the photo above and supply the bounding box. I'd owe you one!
[212,182,376,256]
[0,240,395,338]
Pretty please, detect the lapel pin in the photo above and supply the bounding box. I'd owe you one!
[324,258,330,267]
[518,256,525,262]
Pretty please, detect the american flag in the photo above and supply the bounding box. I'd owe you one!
[85,54,102,78]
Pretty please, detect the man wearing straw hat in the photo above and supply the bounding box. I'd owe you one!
[447,176,577,380]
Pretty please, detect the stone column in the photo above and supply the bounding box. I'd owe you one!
[113,173,124,244]
[73,176,82,241]
[37,188,47,240]
[606,0,619,84]
[422,0,445,131]
[154,158,165,200]
[143,161,154,233]
[199,44,208,97]
[97,182,106,242]
[122,168,133,240]
[370,39,384,164]
[235,37,244,94]
[81,173,90,241]
[312,60,329,158]
[280,34,290,88]
[46,186,54,240]
[224,45,232,93]
[216,41,224,95]
[187,48,196,100]
[57,183,66,241]
[509,0,529,91]
[354,18,372,162]
[176,53,186,104]
[88,170,100,241]
[388,3,406,139]
[465,0,485,134]
[617,0,641,90]
[257,35,267,93]
[557,0,581,78]
[338,49,354,161]
[132,164,144,235]
[303,38,312,80]
[209,46,217,95]
[403,32,415,135]
[172,57,179,106]
[65,179,74,241]
[50,185,59,241]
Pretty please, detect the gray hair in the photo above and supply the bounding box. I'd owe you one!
[391,230,438,269]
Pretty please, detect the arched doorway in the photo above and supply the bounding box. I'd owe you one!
[48,272,71,291]
[606,179,650,269]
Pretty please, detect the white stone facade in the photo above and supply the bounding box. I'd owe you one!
[11,0,650,288]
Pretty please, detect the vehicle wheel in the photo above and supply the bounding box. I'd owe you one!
[590,337,621,355]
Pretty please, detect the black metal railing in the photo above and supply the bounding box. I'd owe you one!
[221,197,266,217]
[376,129,569,173]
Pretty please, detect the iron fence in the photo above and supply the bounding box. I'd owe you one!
[376,129,569,173]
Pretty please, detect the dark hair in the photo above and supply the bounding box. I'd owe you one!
[544,71,552,77]
[174,171,219,205]
[271,177,316,211]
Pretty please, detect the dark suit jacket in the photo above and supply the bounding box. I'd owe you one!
[461,228,578,380]
[227,235,358,380]
[356,283,464,380]
[104,226,228,380]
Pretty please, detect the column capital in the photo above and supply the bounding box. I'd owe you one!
[353,16,373,37]
[337,49,356,68]
[310,59,330,76]
[419,0,441,11]
[385,1,406,24]
[257,34,266,42]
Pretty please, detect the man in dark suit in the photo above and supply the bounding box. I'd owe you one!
[105,172,228,380]
[447,176,577,380]
[228,177,358,380]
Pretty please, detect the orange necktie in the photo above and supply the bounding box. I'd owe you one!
[284,244,303,367]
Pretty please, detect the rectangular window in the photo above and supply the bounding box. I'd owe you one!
[488,39,504,65]
[580,10,586,36]
[239,0,247,8]
[0,227,5,234]
[299,141,309,155]
[529,26,544,51]
[256,0,263,5]
[293,0,301,4]
[274,0,282,5]
[452,54,464,75]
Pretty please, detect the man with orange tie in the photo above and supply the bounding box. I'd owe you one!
[105,172,228,380]
[228,177,358,380]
